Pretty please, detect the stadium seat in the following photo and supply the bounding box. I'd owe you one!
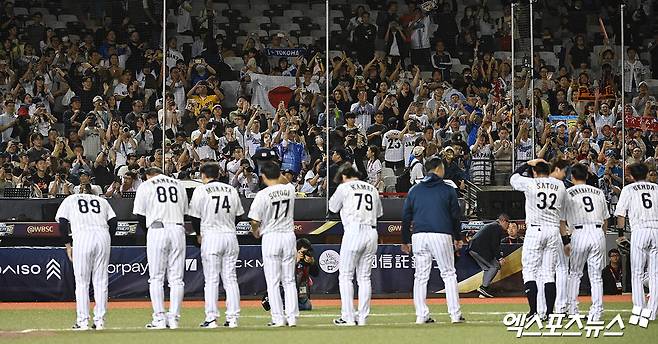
[271,17,289,26]
[537,51,558,68]
[236,36,248,46]
[290,4,310,12]
[311,29,324,38]
[58,14,78,22]
[29,7,48,15]
[251,16,271,26]
[383,176,397,193]
[381,167,395,179]
[329,50,343,60]
[211,3,230,13]
[292,16,311,25]
[493,51,511,61]
[299,36,315,46]
[270,3,290,12]
[329,10,344,19]
[260,23,280,32]
[280,23,301,32]
[450,57,461,65]
[283,10,303,18]
[252,4,269,13]
[311,3,325,12]
[239,23,261,33]
[176,35,194,46]
[51,21,67,30]
[329,23,342,32]
[230,4,250,13]
[43,13,57,25]
[13,7,29,16]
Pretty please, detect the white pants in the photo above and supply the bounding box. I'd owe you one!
[567,225,605,318]
[201,232,240,322]
[72,231,110,325]
[554,237,569,313]
[630,227,658,320]
[411,232,461,320]
[146,225,186,322]
[339,226,378,323]
[522,225,559,283]
[261,232,298,324]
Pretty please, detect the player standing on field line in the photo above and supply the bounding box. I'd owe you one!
[56,193,117,331]
[133,167,188,329]
[510,158,570,319]
[329,166,383,326]
[614,163,658,320]
[248,161,299,327]
[188,163,244,329]
[563,163,609,321]
[401,157,465,324]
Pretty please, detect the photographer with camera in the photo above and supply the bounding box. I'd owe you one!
[31,103,56,137]
[70,144,93,179]
[191,116,218,161]
[104,170,138,198]
[89,96,111,129]
[73,170,102,195]
[295,238,319,311]
[112,126,138,168]
[48,167,73,197]
[133,116,154,155]
[230,158,258,197]
[77,112,105,160]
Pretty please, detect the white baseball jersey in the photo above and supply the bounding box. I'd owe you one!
[188,181,244,232]
[614,182,658,230]
[133,174,188,227]
[382,130,403,162]
[329,180,383,227]
[614,181,658,317]
[510,175,568,226]
[565,184,610,226]
[188,181,243,324]
[55,193,115,327]
[402,133,421,167]
[248,183,296,235]
[55,194,116,232]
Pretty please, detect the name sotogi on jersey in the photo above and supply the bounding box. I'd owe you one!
[249,183,296,235]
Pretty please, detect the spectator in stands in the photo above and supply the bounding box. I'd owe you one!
[351,11,377,66]
[350,90,376,133]
[299,158,325,196]
[48,167,74,198]
[602,248,623,295]
[231,158,258,197]
[0,163,14,196]
[409,146,425,185]
[0,99,17,144]
[26,133,50,163]
[431,40,452,81]
[365,145,382,190]
[70,145,93,178]
[31,156,51,197]
[408,8,431,69]
[73,170,102,195]
[277,129,307,178]
[623,47,646,100]
[469,128,493,185]
[105,171,138,198]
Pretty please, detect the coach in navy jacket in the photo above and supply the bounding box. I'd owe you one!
[401,158,463,245]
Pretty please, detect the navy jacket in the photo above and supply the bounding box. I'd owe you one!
[468,221,506,261]
[401,173,462,244]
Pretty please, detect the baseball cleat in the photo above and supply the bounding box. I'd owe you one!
[333,318,357,326]
[92,322,104,330]
[477,286,494,298]
[145,320,167,330]
[200,319,219,328]
[451,316,466,324]
[72,323,89,331]
[223,319,238,328]
[415,317,435,324]
[267,322,286,327]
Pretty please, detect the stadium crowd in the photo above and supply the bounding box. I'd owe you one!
[0,0,327,198]
[327,0,658,209]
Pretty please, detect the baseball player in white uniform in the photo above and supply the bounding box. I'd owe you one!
[56,194,117,330]
[510,159,569,318]
[563,163,609,321]
[133,167,188,329]
[248,161,299,327]
[188,163,244,329]
[329,166,383,326]
[614,163,658,321]
[401,158,465,324]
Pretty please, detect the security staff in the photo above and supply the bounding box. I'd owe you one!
[401,157,465,324]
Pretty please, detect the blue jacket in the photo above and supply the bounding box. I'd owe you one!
[401,173,462,243]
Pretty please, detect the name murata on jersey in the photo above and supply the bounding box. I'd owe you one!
[203,184,234,194]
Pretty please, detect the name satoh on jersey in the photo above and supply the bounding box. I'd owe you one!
[614,182,658,230]
[248,183,296,235]
[188,181,244,233]
[329,180,383,227]
[133,175,188,228]
[55,194,116,234]
[511,175,567,226]
[565,184,609,226]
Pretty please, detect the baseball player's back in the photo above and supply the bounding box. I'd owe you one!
[249,183,296,235]
[565,180,609,321]
[188,178,244,328]
[248,174,298,327]
[329,176,383,326]
[614,180,658,319]
[55,194,116,330]
[510,175,567,227]
[133,169,188,329]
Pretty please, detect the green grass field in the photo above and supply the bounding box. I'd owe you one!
[0,302,655,343]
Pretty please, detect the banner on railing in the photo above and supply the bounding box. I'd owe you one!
[0,244,522,301]
[264,48,306,57]
[548,115,578,127]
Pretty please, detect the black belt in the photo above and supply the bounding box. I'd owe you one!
[574,224,602,230]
